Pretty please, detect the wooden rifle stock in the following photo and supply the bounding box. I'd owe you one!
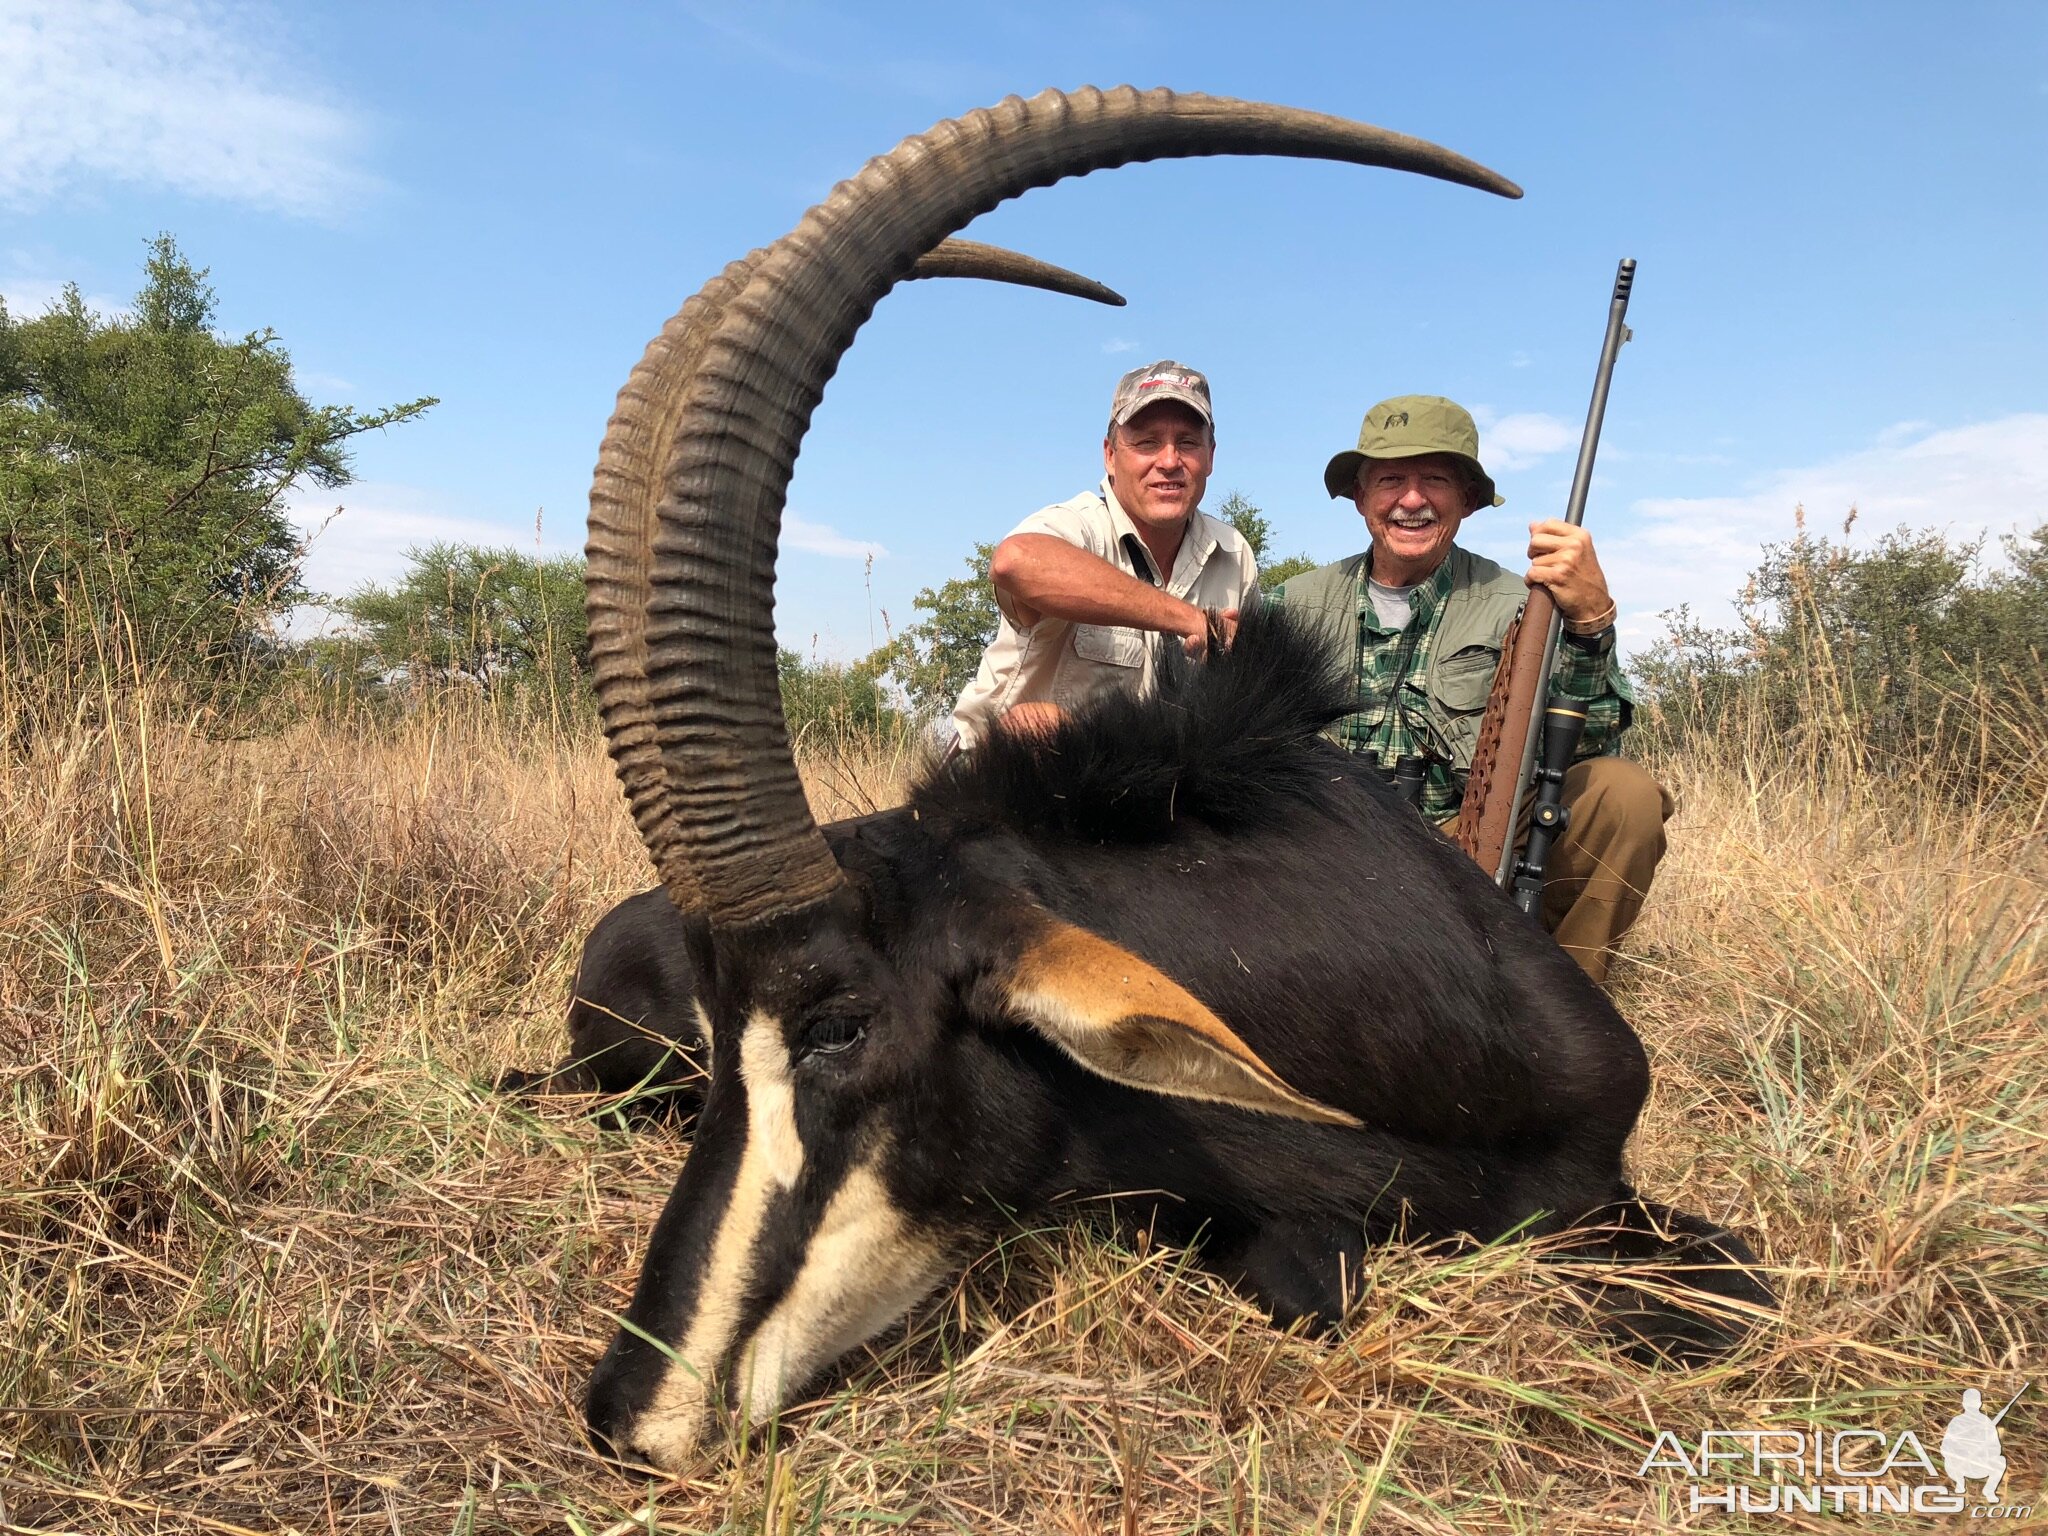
[1454,588,1555,880]
[1456,259,1637,892]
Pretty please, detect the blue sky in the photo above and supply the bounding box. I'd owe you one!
[4,1,2044,659]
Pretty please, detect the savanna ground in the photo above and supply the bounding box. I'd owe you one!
[1,658,2042,1535]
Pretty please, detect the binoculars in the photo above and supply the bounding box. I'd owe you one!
[1364,751,1429,807]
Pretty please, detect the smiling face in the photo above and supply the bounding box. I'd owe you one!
[1354,452,1483,587]
[1104,401,1214,537]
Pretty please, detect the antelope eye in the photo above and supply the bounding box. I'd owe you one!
[800,1014,867,1062]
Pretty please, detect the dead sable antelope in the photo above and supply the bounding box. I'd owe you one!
[543,86,1774,1472]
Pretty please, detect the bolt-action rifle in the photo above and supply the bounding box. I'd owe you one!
[1455,259,1636,912]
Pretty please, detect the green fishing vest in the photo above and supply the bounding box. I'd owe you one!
[1279,546,1530,772]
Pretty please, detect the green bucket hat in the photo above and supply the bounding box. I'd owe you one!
[1322,394,1504,507]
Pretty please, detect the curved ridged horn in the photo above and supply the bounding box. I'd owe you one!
[587,239,1125,908]
[614,86,1520,924]
[911,239,1124,306]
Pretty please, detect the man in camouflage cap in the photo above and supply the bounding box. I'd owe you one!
[1269,394,1668,985]
[949,359,1256,748]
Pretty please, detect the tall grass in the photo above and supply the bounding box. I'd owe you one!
[1634,515,2048,817]
[1,631,2040,1532]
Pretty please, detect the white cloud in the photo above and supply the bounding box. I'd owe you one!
[1476,410,1577,469]
[1608,413,2048,650]
[282,485,891,653]
[288,485,570,602]
[288,487,883,601]
[1101,337,1139,354]
[0,273,128,318]
[1508,350,1532,369]
[0,0,376,218]
[785,513,886,562]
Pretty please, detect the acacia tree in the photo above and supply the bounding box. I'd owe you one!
[778,646,901,740]
[336,542,912,740]
[0,236,433,682]
[336,543,587,698]
[1633,520,2048,803]
[1215,490,1317,587]
[870,541,1000,720]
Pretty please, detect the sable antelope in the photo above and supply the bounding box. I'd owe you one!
[555,86,1772,1472]
[500,234,1129,1114]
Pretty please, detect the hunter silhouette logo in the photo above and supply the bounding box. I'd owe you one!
[1945,1386,2026,1502]
[1636,1380,2032,1519]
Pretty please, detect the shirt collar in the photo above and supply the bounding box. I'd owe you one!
[1098,475,1140,544]
[1099,475,1214,583]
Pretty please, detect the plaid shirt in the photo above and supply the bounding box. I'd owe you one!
[1268,553,1629,823]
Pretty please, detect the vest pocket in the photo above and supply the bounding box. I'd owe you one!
[1430,646,1499,710]
[1426,646,1501,769]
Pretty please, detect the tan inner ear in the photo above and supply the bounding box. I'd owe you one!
[1002,918,1361,1127]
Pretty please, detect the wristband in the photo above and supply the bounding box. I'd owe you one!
[1562,598,1617,637]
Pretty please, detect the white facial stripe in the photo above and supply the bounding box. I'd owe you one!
[692,999,714,1052]
[627,1008,803,1470]
[741,1008,803,1192]
[734,1157,947,1426]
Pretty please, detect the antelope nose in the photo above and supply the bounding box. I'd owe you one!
[584,1336,716,1472]
[584,1337,657,1464]
[584,1379,637,1463]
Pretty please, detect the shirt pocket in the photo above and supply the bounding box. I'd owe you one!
[1056,623,1147,709]
[1071,624,1147,668]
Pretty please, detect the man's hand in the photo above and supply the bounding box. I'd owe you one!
[1525,520,1614,630]
[996,700,1068,739]
[1179,606,1239,658]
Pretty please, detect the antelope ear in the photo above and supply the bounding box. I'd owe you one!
[992,915,1361,1127]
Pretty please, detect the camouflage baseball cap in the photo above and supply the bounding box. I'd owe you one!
[1322,394,1503,507]
[1109,359,1213,430]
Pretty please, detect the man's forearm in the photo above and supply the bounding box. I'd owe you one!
[991,533,1201,637]
[1548,626,1615,702]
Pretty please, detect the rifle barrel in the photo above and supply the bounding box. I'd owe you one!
[1494,258,1637,888]
[1561,259,1636,532]
[1989,1381,2031,1427]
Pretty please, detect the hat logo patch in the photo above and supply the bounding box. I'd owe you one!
[1384,411,1409,427]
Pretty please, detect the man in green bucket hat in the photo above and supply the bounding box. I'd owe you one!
[1269,394,1669,985]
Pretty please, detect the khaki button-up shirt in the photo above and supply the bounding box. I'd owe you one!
[948,478,1257,750]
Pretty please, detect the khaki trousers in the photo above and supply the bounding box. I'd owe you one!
[1450,757,1675,986]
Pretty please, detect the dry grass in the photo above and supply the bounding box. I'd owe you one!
[1,673,2041,1534]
